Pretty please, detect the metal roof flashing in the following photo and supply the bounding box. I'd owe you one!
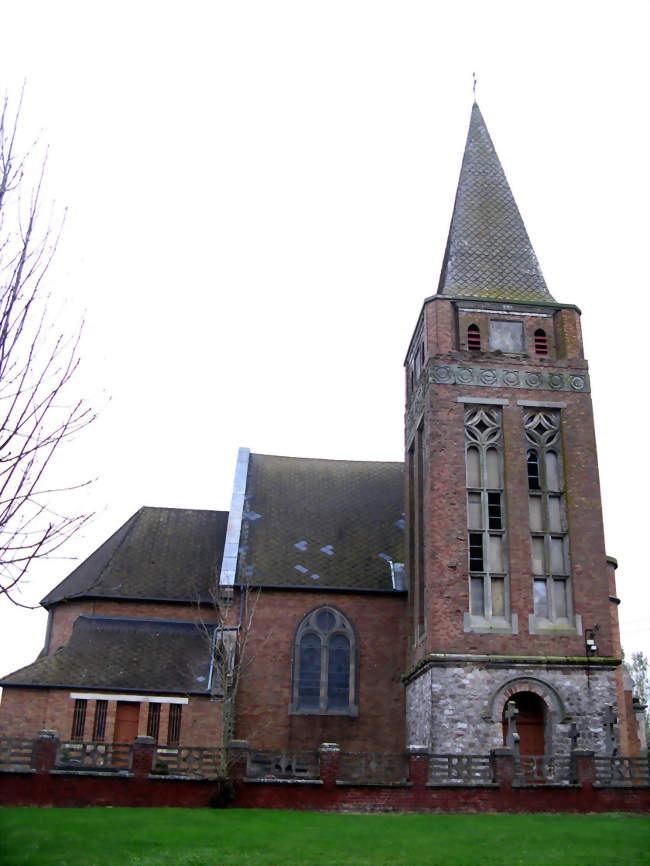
[219,447,250,587]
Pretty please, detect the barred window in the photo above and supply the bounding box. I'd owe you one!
[92,700,107,741]
[465,407,509,622]
[168,704,182,745]
[290,606,357,716]
[71,699,87,741]
[534,329,548,356]
[525,411,571,624]
[467,324,481,350]
[147,703,161,742]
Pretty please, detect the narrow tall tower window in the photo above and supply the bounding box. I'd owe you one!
[467,324,481,350]
[416,423,426,637]
[534,329,548,356]
[465,407,508,622]
[525,411,570,623]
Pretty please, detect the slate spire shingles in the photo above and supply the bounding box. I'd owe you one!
[437,102,555,303]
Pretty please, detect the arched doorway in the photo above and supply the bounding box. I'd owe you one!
[502,691,546,755]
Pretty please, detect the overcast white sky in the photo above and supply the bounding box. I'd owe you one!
[0,1,648,682]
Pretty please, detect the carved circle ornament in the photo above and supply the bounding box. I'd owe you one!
[456,367,474,384]
[525,372,542,388]
[464,407,502,445]
[433,365,453,384]
[549,374,564,390]
[479,369,498,386]
[503,371,520,386]
[570,376,585,391]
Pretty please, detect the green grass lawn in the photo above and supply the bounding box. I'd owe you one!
[0,808,648,866]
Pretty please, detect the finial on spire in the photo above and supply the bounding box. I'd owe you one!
[472,72,477,101]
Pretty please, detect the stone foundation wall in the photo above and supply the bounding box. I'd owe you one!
[406,661,618,754]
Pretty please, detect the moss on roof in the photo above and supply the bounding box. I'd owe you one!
[41,507,228,606]
[0,615,214,694]
[239,453,404,590]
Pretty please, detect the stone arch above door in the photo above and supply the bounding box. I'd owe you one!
[485,676,570,724]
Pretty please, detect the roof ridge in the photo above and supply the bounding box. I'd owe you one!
[251,452,404,466]
[75,613,218,628]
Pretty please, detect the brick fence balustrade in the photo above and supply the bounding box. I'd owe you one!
[0,731,648,812]
[31,730,59,774]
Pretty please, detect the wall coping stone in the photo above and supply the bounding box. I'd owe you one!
[336,781,412,789]
[426,782,499,789]
[244,778,324,786]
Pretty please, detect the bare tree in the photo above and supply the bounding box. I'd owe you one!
[198,584,271,777]
[0,92,93,605]
[625,650,649,744]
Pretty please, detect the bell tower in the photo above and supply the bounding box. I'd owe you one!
[404,103,625,754]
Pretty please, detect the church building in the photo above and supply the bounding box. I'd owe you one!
[0,103,640,759]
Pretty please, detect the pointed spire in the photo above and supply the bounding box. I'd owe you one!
[437,103,555,303]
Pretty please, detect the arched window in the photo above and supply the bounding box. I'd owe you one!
[525,411,570,625]
[291,606,358,716]
[467,324,481,350]
[464,407,509,624]
[534,329,548,356]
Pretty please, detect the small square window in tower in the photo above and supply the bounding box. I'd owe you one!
[489,320,525,353]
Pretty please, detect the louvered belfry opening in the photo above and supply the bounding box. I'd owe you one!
[534,329,548,356]
[467,324,481,350]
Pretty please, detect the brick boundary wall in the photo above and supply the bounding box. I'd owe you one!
[1,733,648,813]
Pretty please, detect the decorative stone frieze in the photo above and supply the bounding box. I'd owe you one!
[405,361,589,442]
[429,364,588,393]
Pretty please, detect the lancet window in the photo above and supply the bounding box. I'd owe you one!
[290,606,358,716]
[525,411,571,624]
[465,407,508,622]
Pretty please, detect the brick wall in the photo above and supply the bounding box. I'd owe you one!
[233,589,407,753]
[0,688,222,746]
[401,293,628,752]
[407,384,612,659]
[2,587,406,753]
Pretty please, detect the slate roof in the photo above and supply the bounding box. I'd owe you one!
[437,102,555,304]
[0,615,213,694]
[239,453,405,591]
[41,507,228,606]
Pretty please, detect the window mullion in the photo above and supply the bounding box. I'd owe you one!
[320,637,328,712]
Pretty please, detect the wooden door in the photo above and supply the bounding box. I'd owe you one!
[114,701,140,743]
[502,692,545,755]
